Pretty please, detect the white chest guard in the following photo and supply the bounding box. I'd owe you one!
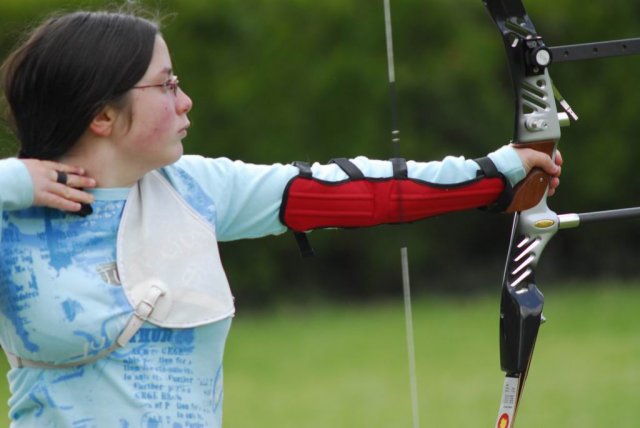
[117,170,235,328]
[5,170,235,369]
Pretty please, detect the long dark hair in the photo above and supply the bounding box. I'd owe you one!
[0,10,160,160]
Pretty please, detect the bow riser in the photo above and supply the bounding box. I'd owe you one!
[513,71,560,145]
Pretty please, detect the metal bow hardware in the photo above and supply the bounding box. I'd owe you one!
[483,1,640,427]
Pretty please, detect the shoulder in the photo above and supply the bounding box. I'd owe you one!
[156,156,225,226]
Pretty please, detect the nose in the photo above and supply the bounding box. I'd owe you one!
[176,87,193,114]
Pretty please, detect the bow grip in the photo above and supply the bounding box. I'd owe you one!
[505,140,555,213]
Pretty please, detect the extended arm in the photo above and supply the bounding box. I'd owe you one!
[281,146,559,232]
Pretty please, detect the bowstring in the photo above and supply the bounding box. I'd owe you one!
[383,1,421,427]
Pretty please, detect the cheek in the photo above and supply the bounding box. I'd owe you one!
[131,104,175,145]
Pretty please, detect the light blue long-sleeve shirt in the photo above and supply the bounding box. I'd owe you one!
[0,146,524,427]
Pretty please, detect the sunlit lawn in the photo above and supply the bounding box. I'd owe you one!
[223,283,640,427]
[1,283,639,427]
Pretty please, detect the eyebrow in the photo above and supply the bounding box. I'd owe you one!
[156,67,173,79]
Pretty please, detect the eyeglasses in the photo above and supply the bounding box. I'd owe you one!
[132,75,180,96]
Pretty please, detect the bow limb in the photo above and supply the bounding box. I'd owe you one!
[482,1,568,426]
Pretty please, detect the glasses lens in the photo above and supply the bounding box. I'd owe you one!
[170,76,179,95]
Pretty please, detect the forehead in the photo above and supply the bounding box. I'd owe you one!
[143,35,173,79]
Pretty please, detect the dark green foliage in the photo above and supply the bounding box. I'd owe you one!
[2,0,640,305]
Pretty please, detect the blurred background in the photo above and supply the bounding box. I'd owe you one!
[1,0,639,426]
[2,0,640,303]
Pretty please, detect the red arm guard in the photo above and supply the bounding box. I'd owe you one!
[280,157,512,233]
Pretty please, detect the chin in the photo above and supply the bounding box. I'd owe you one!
[169,142,185,162]
[155,144,184,170]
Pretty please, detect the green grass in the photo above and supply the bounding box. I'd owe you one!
[1,283,639,427]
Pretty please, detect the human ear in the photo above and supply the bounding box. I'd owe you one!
[89,106,118,137]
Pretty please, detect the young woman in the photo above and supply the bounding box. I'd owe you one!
[0,9,561,427]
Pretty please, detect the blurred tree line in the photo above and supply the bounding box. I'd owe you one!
[2,0,640,307]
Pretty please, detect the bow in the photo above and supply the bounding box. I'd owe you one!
[482,2,561,427]
[482,1,640,426]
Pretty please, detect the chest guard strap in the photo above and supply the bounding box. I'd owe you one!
[3,284,165,369]
[281,157,511,233]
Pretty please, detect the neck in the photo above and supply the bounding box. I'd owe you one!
[59,138,145,188]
